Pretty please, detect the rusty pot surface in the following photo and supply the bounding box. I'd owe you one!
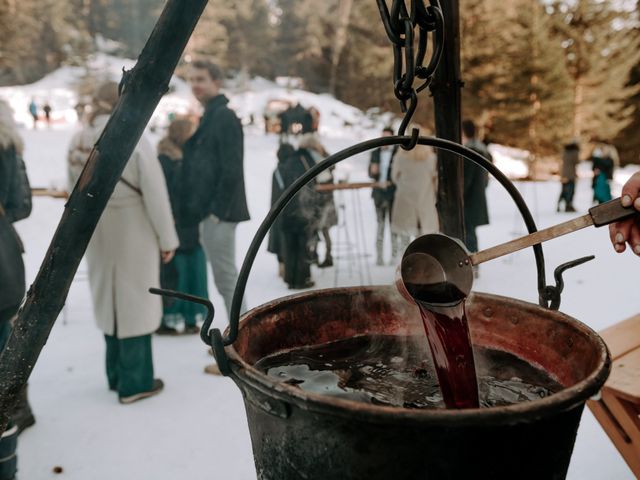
[225,287,610,480]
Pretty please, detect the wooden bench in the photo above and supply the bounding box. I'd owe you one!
[588,313,640,477]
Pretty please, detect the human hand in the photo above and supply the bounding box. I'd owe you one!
[609,171,640,255]
[161,250,176,264]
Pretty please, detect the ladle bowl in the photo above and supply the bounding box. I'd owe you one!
[399,233,473,306]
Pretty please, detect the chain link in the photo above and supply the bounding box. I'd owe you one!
[377,0,444,143]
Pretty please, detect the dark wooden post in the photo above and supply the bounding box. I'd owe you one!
[430,0,464,240]
[0,0,209,432]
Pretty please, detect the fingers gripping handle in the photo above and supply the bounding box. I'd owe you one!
[589,198,638,227]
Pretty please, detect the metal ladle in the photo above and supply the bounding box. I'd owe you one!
[400,198,638,307]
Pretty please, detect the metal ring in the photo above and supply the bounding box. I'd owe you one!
[223,135,548,347]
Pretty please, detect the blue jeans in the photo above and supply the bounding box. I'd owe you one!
[201,216,246,317]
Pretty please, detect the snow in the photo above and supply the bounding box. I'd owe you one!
[488,143,530,179]
[3,61,637,479]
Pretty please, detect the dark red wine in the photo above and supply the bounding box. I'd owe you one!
[415,301,478,408]
[256,335,560,409]
[403,281,479,409]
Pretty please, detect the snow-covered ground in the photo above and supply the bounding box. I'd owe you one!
[2,59,638,479]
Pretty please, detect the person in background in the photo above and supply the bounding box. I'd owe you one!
[43,103,52,127]
[557,139,579,213]
[182,60,250,376]
[610,171,640,255]
[68,82,178,404]
[390,124,439,253]
[28,99,37,129]
[157,118,209,335]
[309,106,320,133]
[369,126,398,265]
[0,101,35,435]
[0,101,34,479]
[278,143,316,289]
[268,143,296,279]
[461,119,492,259]
[591,147,614,204]
[298,134,337,268]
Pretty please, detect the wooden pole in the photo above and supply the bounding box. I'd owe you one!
[0,0,209,432]
[430,0,464,240]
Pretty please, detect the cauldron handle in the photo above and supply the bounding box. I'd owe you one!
[208,135,559,375]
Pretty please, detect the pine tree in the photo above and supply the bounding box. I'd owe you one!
[613,3,640,165]
[0,0,82,85]
[551,0,640,142]
[332,0,398,113]
[461,0,574,155]
[184,0,274,82]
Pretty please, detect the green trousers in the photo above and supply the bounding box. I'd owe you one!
[104,334,154,397]
[162,246,209,328]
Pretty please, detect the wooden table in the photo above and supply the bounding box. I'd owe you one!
[588,313,640,477]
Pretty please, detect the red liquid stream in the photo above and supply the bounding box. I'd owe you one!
[405,282,480,409]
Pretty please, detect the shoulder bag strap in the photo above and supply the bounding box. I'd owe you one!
[118,177,142,196]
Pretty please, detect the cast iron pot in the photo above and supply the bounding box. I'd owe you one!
[224,286,610,480]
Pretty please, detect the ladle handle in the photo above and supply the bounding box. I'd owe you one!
[589,198,637,227]
[470,198,637,266]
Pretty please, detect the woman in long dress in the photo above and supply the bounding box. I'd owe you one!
[390,126,439,252]
[68,82,178,404]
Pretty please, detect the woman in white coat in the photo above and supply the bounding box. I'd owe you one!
[390,125,439,253]
[68,82,179,404]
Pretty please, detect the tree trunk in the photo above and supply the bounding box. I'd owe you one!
[329,0,354,96]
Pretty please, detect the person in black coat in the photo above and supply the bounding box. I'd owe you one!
[462,119,491,257]
[182,61,250,325]
[369,127,398,265]
[278,147,316,289]
[157,118,209,335]
[0,100,34,467]
[268,143,295,278]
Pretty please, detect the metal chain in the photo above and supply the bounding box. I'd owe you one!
[376,0,444,145]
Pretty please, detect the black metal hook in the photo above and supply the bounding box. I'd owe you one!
[397,90,418,137]
[148,287,233,375]
[149,287,215,344]
[402,127,420,150]
[541,255,595,310]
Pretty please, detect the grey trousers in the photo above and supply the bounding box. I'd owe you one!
[201,215,246,317]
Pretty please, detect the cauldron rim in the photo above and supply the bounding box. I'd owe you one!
[225,288,610,427]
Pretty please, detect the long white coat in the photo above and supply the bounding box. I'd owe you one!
[68,115,179,338]
[390,145,439,237]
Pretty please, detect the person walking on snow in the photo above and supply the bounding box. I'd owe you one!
[67,81,179,404]
[28,99,37,129]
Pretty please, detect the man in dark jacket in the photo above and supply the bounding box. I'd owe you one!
[462,119,491,258]
[369,127,398,265]
[557,139,579,212]
[183,61,250,337]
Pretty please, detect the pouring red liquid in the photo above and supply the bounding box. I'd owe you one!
[403,281,479,409]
